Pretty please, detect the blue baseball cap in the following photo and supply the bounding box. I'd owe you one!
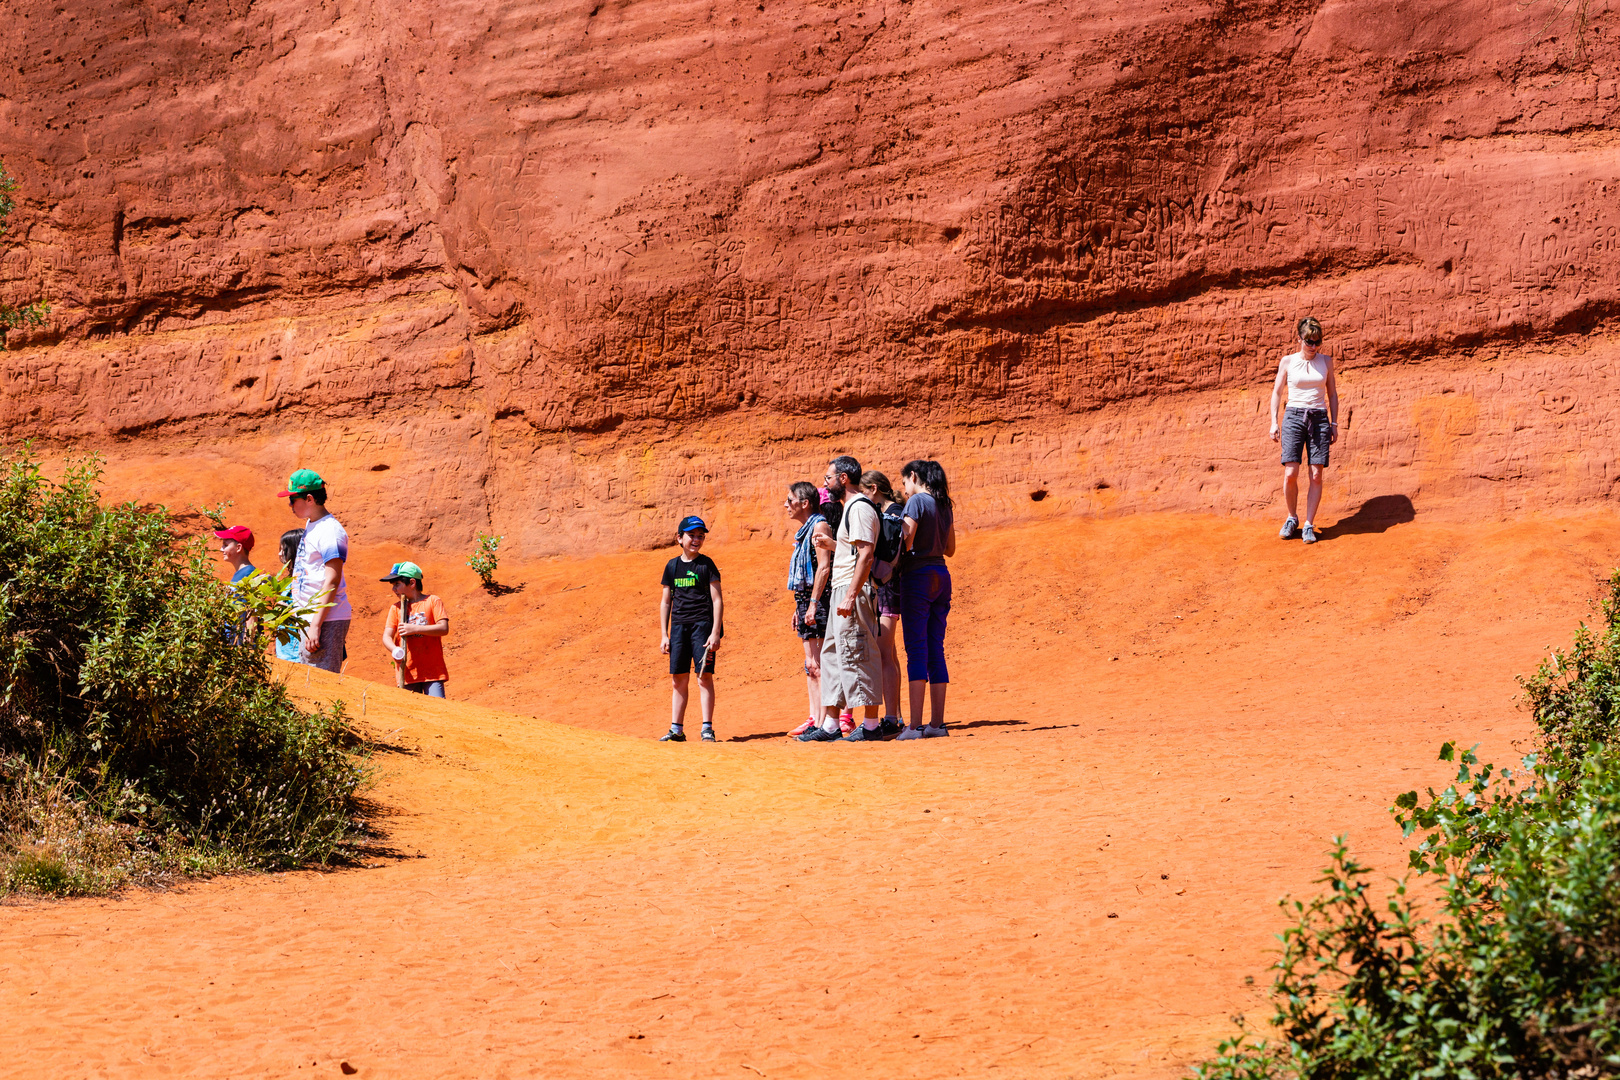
[678,515,708,535]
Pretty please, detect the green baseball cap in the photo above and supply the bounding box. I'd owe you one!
[379,561,424,584]
[277,469,326,497]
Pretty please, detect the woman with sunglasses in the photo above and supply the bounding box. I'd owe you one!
[1268,316,1339,544]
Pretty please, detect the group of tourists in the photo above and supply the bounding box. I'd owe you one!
[657,455,955,744]
[209,316,1333,743]
[213,469,453,697]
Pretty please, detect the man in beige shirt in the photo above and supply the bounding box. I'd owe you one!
[799,455,886,741]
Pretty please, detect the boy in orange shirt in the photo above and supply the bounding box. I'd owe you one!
[379,561,450,697]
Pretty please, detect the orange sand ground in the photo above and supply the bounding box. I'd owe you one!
[3,511,1614,1078]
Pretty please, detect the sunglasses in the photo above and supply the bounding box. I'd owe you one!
[1303,336,1323,346]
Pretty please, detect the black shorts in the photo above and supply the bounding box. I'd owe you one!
[1281,407,1331,467]
[669,621,718,675]
[793,584,829,640]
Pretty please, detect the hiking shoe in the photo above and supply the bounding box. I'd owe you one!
[797,726,842,742]
[700,727,717,742]
[921,723,950,738]
[895,726,926,741]
[1279,517,1299,540]
[788,718,817,737]
[843,725,885,742]
[659,729,686,742]
[878,716,904,737]
[1302,523,1318,545]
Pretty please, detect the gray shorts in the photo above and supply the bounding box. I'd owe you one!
[302,619,350,673]
[1281,407,1331,467]
[820,584,882,709]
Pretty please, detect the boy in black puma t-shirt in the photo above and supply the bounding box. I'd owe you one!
[658,515,724,742]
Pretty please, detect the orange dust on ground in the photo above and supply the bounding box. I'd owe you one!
[2,510,1611,1078]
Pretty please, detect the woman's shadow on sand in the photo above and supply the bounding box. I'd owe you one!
[1318,494,1416,541]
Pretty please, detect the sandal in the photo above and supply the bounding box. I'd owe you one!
[838,711,855,735]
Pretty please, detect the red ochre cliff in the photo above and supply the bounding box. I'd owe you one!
[0,0,1617,553]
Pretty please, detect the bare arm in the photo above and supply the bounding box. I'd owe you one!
[706,581,724,650]
[902,516,918,549]
[397,618,449,638]
[302,558,343,654]
[1326,359,1340,438]
[1269,359,1287,439]
[659,586,672,653]
[809,521,833,608]
[942,517,956,559]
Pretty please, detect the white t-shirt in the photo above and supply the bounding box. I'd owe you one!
[831,496,880,590]
[293,513,352,621]
[1284,351,1332,409]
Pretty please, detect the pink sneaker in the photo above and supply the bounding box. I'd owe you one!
[838,711,855,735]
[788,717,816,737]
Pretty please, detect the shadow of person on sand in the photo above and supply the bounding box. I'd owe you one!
[1318,494,1416,541]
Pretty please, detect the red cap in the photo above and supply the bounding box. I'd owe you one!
[214,525,253,544]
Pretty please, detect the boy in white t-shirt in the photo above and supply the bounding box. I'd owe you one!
[278,468,351,673]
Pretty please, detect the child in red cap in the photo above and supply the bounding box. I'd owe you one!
[215,525,257,643]
[214,525,256,584]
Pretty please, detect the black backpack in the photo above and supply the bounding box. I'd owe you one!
[848,495,905,579]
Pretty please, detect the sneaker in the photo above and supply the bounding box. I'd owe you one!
[838,711,855,735]
[895,726,926,741]
[788,718,817,737]
[659,729,686,742]
[797,726,842,742]
[878,716,904,737]
[1279,517,1299,540]
[843,725,885,742]
[1302,523,1318,545]
[700,728,717,742]
[921,723,949,738]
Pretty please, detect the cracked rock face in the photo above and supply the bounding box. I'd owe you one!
[0,0,1615,553]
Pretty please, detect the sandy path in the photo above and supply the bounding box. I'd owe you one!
[3,512,1611,1078]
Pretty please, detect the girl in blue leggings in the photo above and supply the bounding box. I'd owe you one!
[895,460,956,740]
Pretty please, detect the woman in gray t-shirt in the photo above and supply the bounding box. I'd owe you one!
[896,460,956,739]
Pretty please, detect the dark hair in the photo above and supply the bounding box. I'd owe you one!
[278,528,303,572]
[289,487,328,508]
[860,470,897,506]
[902,459,953,512]
[789,481,821,511]
[828,455,862,487]
[1297,316,1322,340]
[821,496,843,535]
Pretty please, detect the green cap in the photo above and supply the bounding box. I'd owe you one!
[277,469,326,497]
[379,561,424,584]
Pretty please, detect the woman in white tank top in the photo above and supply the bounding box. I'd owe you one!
[1268,316,1339,544]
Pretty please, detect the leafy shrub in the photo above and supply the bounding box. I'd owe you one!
[0,449,368,894]
[1519,568,1620,775]
[468,530,503,590]
[1197,574,1620,1080]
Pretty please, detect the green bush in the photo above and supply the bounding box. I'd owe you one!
[1197,574,1620,1080]
[1519,568,1620,776]
[468,530,503,590]
[0,449,368,894]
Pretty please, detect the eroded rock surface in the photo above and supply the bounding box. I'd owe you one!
[0,0,1616,551]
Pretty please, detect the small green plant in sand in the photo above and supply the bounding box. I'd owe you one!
[468,531,503,591]
[0,448,370,897]
[1196,574,1620,1079]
